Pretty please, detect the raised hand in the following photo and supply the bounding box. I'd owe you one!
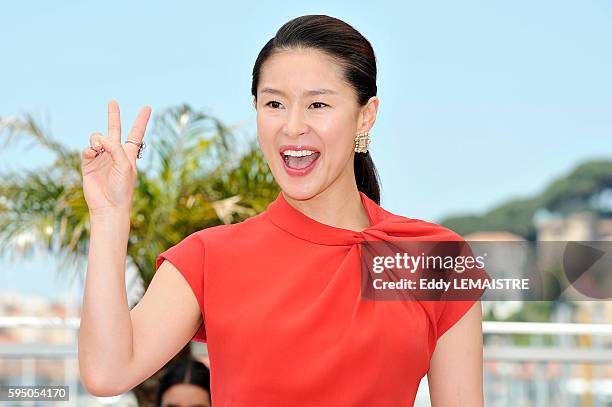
[81,100,152,215]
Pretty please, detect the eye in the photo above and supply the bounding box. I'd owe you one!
[265,101,282,109]
[311,102,329,109]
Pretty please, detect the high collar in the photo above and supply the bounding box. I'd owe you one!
[264,190,392,246]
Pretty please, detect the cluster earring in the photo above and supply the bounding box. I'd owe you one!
[354,131,371,153]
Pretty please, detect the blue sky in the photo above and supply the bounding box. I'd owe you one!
[1,1,611,300]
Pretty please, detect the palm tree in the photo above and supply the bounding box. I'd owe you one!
[0,104,280,405]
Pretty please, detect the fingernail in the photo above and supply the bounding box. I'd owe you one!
[94,141,101,148]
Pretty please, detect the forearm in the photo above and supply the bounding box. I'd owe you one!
[78,209,134,388]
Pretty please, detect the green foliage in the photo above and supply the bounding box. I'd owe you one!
[0,105,279,289]
[439,159,612,239]
[504,301,556,323]
[501,301,557,346]
[540,160,612,215]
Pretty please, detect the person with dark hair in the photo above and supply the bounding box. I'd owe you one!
[156,357,211,407]
[79,14,484,406]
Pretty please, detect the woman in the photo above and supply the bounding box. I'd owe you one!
[156,357,212,407]
[78,14,484,406]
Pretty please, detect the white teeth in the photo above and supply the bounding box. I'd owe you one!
[282,149,316,157]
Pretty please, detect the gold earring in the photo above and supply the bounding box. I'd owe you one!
[354,131,370,153]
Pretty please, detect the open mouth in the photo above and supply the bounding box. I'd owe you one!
[279,147,321,176]
[281,149,321,169]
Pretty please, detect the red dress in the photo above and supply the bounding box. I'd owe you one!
[156,190,483,406]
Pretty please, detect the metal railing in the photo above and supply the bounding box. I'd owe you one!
[1,318,611,406]
[1,318,611,360]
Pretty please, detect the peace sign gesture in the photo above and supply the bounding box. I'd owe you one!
[81,100,152,216]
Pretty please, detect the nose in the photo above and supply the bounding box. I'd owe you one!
[283,105,309,138]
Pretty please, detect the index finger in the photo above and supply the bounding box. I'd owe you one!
[108,100,122,143]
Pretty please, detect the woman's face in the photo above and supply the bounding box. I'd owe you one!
[254,47,378,200]
[161,383,211,407]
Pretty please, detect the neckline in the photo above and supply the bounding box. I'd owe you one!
[265,190,386,246]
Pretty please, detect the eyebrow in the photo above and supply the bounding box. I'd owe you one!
[259,87,338,97]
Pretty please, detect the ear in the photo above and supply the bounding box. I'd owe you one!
[358,96,379,133]
[252,96,257,110]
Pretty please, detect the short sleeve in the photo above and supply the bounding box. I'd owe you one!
[155,232,207,343]
[434,299,480,340]
[433,238,488,341]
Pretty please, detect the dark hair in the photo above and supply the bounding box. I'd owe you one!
[156,356,211,406]
[251,14,382,204]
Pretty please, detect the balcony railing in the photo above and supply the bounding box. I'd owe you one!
[1,318,611,406]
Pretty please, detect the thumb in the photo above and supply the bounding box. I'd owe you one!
[100,137,130,171]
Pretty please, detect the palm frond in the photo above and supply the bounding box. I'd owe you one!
[0,114,73,164]
[0,104,279,290]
